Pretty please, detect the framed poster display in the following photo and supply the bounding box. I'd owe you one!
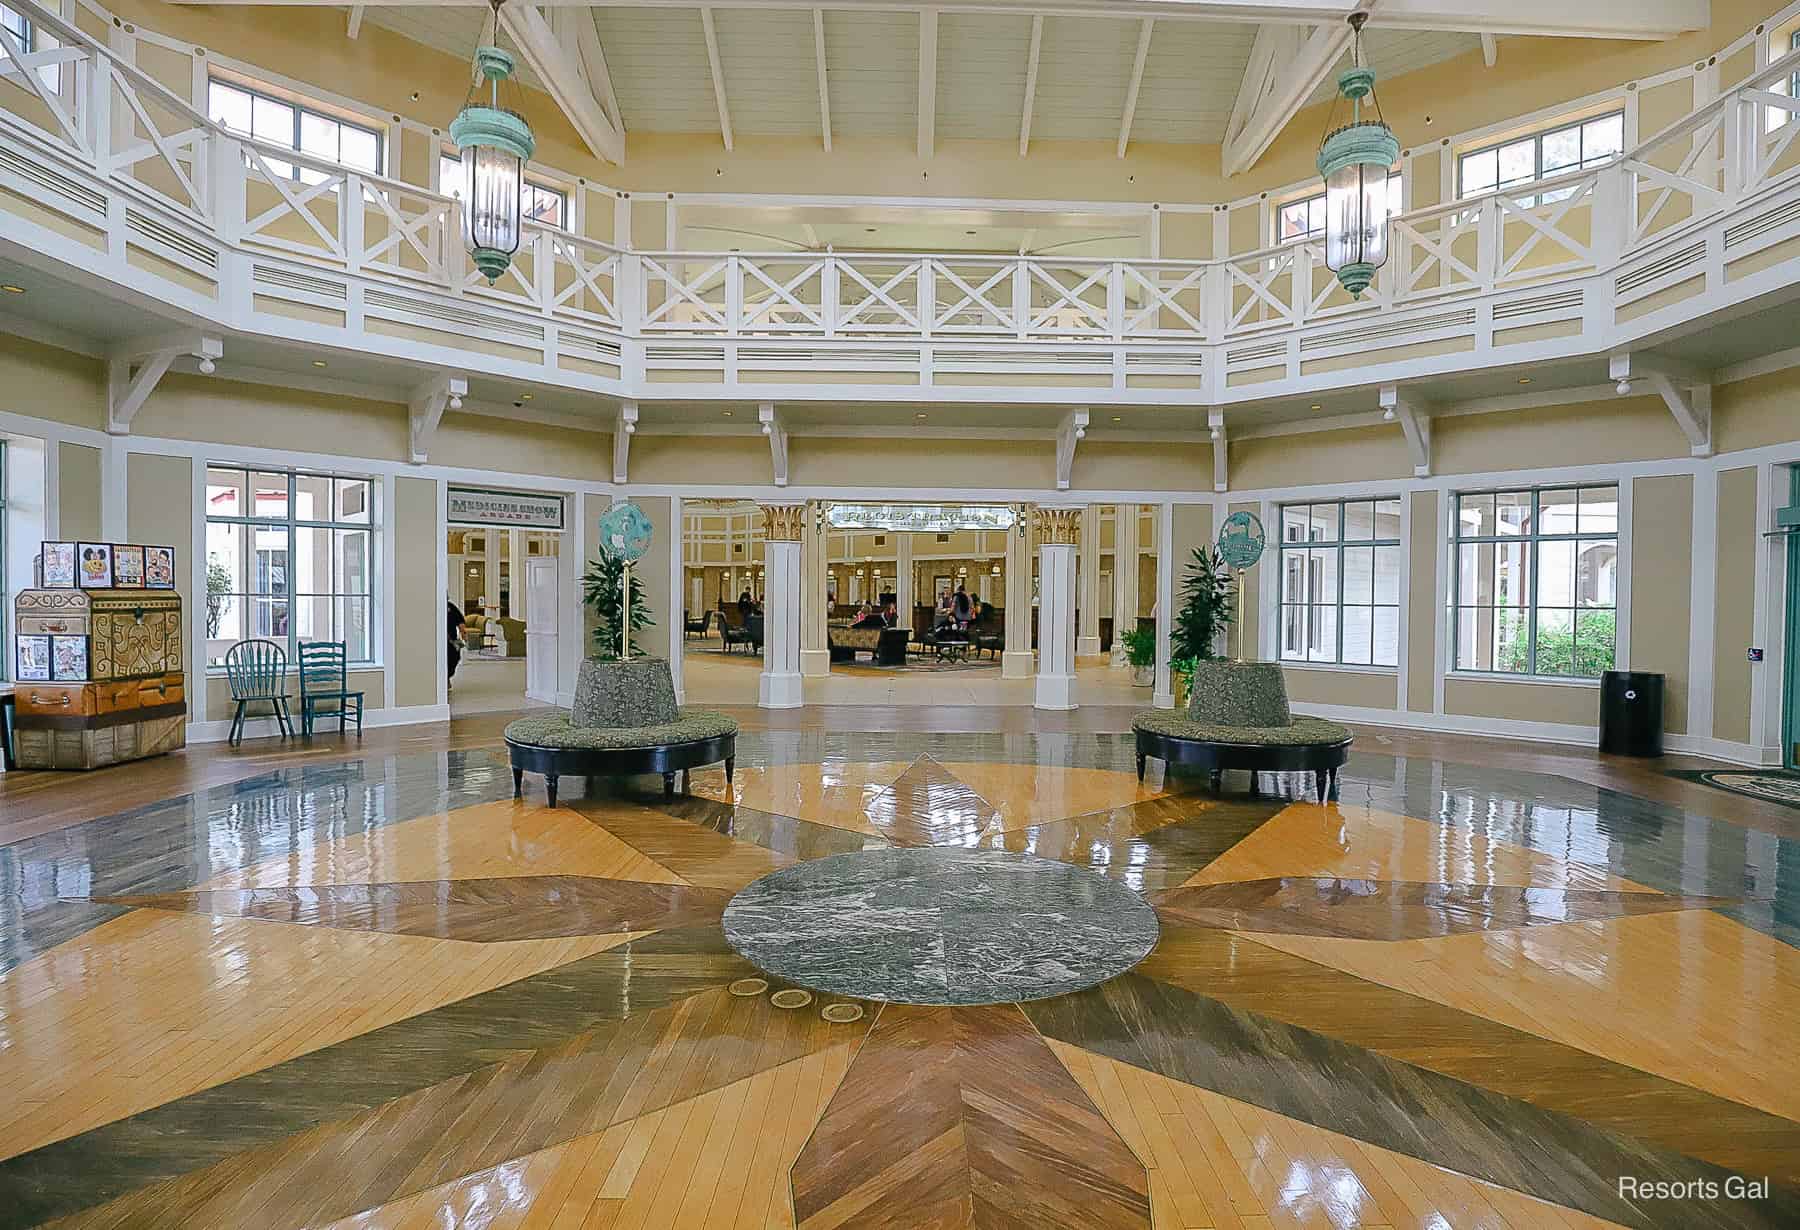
[144,546,176,590]
[77,543,114,589]
[51,635,89,680]
[16,635,51,681]
[113,545,147,588]
[41,542,76,588]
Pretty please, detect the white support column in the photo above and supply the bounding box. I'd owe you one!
[895,531,915,627]
[759,503,805,708]
[1110,503,1140,667]
[1002,502,1035,679]
[1034,507,1081,711]
[801,500,830,678]
[1077,502,1102,657]
[1153,502,1175,709]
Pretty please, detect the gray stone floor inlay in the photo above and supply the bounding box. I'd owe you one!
[721,847,1160,1005]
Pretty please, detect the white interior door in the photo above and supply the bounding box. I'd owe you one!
[525,555,559,704]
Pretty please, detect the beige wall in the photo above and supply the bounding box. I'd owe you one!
[393,475,439,708]
[124,450,197,705]
[635,495,675,661]
[1716,368,1800,454]
[1231,427,1412,491]
[788,438,1055,492]
[1713,466,1760,743]
[1284,665,1398,711]
[1631,474,1695,735]
[1073,442,1214,492]
[1444,677,1601,727]
[57,443,102,542]
[1436,398,1690,474]
[0,334,102,430]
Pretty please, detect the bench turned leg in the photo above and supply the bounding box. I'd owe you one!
[547,776,559,808]
[663,771,677,799]
[512,767,523,799]
[725,756,735,785]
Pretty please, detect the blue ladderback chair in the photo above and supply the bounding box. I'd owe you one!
[297,641,365,737]
[223,638,292,746]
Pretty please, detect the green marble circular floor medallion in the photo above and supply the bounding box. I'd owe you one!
[722,847,1160,1006]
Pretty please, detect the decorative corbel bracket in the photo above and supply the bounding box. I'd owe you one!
[1055,407,1089,490]
[407,372,467,465]
[1379,383,1433,477]
[1209,410,1228,492]
[759,402,789,487]
[613,401,638,484]
[1610,352,1712,457]
[107,332,222,435]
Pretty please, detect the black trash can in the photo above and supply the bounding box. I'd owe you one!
[1599,670,1664,757]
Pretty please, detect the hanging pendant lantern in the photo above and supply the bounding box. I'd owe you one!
[450,0,534,284]
[1316,13,1399,299]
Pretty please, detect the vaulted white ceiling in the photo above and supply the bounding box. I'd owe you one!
[365,5,1477,148]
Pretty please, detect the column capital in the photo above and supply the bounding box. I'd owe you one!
[761,503,807,542]
[1033,506,1082,546]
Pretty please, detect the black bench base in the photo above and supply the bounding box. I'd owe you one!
[506,733,736,807]
[1135,729,1350,802]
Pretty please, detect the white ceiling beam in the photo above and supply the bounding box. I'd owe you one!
[173,2,1706,41]
[759,402,790,486]
[812,8,832,152]
[1208,410,1227,492]
[1019,14,1042,157]
[1116,18,1153,159]
[497,3,625,165]
[559,7,625,133]
[1226,23,1295,147]
[1222,17,1354,177]
[1379,383,1432,475]
[700,8,734,152]
[407,372,466,464]
[918,7,938,160]
[1480,31,1496,66]
[346,5,364,39]
[613,401,638,483]
[1055,408,1089,490]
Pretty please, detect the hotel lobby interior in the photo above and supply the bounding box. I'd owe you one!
[2,0,1800,1226]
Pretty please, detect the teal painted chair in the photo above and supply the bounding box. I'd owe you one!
[297,641,365,738]
[223,638,293,746]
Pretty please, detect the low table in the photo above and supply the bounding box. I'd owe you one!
[935,639,970,663]
[503,710,737,807]
[1132,710,1352,802]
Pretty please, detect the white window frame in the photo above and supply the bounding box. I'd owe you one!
[1455,109,1624,206]
[1276,497,1403,668]
[207,75,385,181]
[203,465,381,669]
[1451,483,1619,681]
[0,4,62,94]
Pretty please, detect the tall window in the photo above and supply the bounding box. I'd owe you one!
[1,5,61,92]
[207,78,383,184]
[1454,485,1617,678]
[439,152,566,228]
[1278,499,1402,666]
[1457,111,1624,205]
[1278,176,1401,243]
[204,467,375,667]
[0,440,6,676]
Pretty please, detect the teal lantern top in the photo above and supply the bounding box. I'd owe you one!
[1316,14,1400,299]
[451,4,536,284]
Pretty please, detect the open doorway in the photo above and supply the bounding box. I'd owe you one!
[446,490,567,716]
[681,501,767,699]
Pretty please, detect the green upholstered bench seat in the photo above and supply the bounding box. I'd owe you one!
[504,710,738,750]
[1131,710,1351,747]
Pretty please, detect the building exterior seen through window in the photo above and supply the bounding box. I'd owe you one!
[1457,112,1624,205]
[1278,499,1403,667]
[1454,485,1618,678]
[440,153,566,229]
[204,467,376,668]
[207,78,383,183]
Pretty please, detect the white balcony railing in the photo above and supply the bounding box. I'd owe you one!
[2,0,1799,379]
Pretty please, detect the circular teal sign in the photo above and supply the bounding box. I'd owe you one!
[1217,511,1266,569]
[598,501,654,564]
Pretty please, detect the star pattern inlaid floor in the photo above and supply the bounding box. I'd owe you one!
[1,733,1797,1230]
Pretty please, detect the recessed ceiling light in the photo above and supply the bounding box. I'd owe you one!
[0,284,24,294]
[521,393,533,400]
[915,412,927,419]
[965,230,977,235]
[864,227,877,233]
[312,360,327,368]
[1518,377,1532,384]
[722,409,733,417]
[1310,403,1322,410]
[1111,416,1122,423]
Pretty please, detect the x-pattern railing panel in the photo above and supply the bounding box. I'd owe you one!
[1120,264,1208,339]
[835,259,923,333]
[1026,262,1110,334]
[1393,209,1486,299]
[548,237,621,326]
[1625,109,1726,248]
[1225,249,1300,331]
[0,22,88,156]
[102,72,209,219]
[358,183,450,284]
[739,257,826,332]
[241,148,345,260]
[640,254,729,330]
[1747,90,1800,194]
[928,258,1016,334]
[1494,176,1598,284]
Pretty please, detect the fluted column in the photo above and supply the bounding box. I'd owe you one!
[1077,503,1102,657]
[759,503,805,708]
[1034,507,1081,710]
[1001,502,1036,679]
[800,500,830,678]
[1110,503,1140,667]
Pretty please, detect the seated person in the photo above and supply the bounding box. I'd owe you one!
[952,585,973,628]
[881,600,899,628]
[851,603,885,630]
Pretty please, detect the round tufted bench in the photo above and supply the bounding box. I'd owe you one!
[503,710,738,806]
[1133,660,1352,801]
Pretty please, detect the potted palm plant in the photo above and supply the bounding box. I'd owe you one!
[1171,547,1235,706]
[582,550,652,660]
[1121,626,1157,687]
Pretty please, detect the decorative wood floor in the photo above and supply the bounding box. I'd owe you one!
[0,712,1796,1228]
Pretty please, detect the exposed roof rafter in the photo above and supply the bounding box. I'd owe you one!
[813,8,832,151]
[497,3,625,165]
[346,5,364,39]
[1019,14,1043,157]
[1222,16,1355,177]
[918,7,938,160]
[1117,18,1154,159]
[700,8,734,151]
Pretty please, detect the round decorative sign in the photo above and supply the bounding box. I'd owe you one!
[597,501,654,564]
[1217,510,1266,569]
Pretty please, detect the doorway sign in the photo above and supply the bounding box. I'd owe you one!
[447,486,566,530]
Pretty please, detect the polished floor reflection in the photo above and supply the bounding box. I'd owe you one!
[0,719,1797,1228]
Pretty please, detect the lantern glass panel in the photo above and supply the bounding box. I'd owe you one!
[1324,161,1392,272]
[462,143,522,257]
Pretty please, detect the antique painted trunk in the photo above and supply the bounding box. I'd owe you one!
[13,588,187,770]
